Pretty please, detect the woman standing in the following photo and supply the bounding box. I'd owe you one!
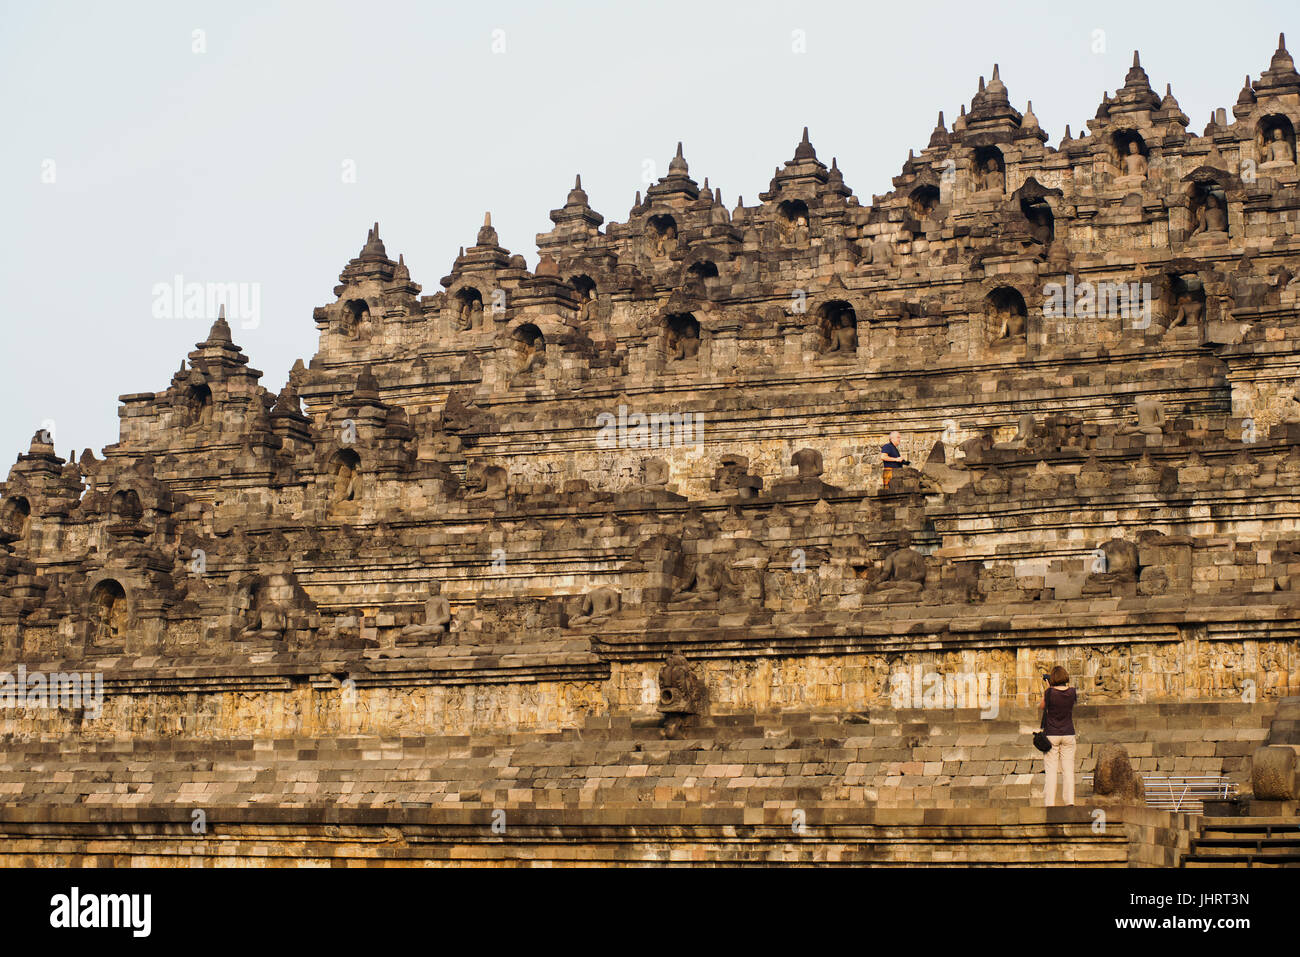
[1039,666,1078,807]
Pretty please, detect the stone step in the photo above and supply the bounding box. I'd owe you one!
[0,701,1271,810]
[1189,837,1300,856]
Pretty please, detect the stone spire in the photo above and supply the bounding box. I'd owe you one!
[1233,75,1258,119]
[390,253,420,295]
[351,365,382,404]
[669,141,688,176]
[1237,74,1257,104]
[1110,50,1160,115]
[1256,33,1300,97]
[476,212,498,247]
[965,64,1022,132]
[825,156,851,199]
[340,222,397,285]
[567,174,588,206]
[359,222,387,261]
[450,209,511,275]
[547,173,604,232]
[204,305,233,346]
[1015,99,1047,143]
[763,127,828,199]
[272,378,304,416]
[644,141,700,204]
[793,126,817,162]
[187,305,254,379]
[1155,83,1190,128]
[927,111,950,148]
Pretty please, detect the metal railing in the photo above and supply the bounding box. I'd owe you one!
[1080,774,1238,813]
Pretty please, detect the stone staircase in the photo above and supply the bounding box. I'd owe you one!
[1181,819,1300,867]
[0,700,1270,811]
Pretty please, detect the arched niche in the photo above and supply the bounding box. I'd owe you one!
[684,260,720,298]
[1020,195,1055,242]
[646,214,678,258]
[343,298,371,338]
[328,448,360,506]
[1188,181,1230,239]
[817,300,858,355]
[569,274,597,302]
[109,488,144,523]
[1111,130,1150,178]
[454,287,484,330]
[973,146,1005,193]
[1164,272,1206,331]
[89,578,127,648]
[1257,114,1297,165]
[231,574,288,641]
[909,184,941,219]
[665,313,700,362]
[985,286,1028,344]
[0,495,31,543]
[511,322,546,377]
[777,199,810,241]
[183,382,213,430]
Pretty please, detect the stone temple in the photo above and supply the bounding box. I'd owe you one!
[2,39,1300,866]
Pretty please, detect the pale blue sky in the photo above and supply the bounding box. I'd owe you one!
[1,0,1294,462]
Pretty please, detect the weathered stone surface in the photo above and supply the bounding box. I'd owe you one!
[1,36,1299,865]
[1093,744,1145,803]
[1250,745,1297,800]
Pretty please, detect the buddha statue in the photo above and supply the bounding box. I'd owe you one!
[92,593,127,647]
[240,603,287,641]
[1265,127,1294,164]
[825,314,858,354]
[672,558,728,603]
[516,335,546,376]
[1192,194,1228,237]
[980,158,1004,193]
[399,581,452,641]
[329,458,358,505]
[1122,141,1148,178]
[1168,287,1204,330]
[569,586,621,626]
[866,547,927,600]
[672,322,700,361]
[992,301,1026,342]
[651,222,678,258]
[789,209,810,243]
[1120,397,1167,436]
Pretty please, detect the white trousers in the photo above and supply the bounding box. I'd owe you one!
[1043,734,1077,807]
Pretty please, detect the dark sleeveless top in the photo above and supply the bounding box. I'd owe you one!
[1043,685,1076,736]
